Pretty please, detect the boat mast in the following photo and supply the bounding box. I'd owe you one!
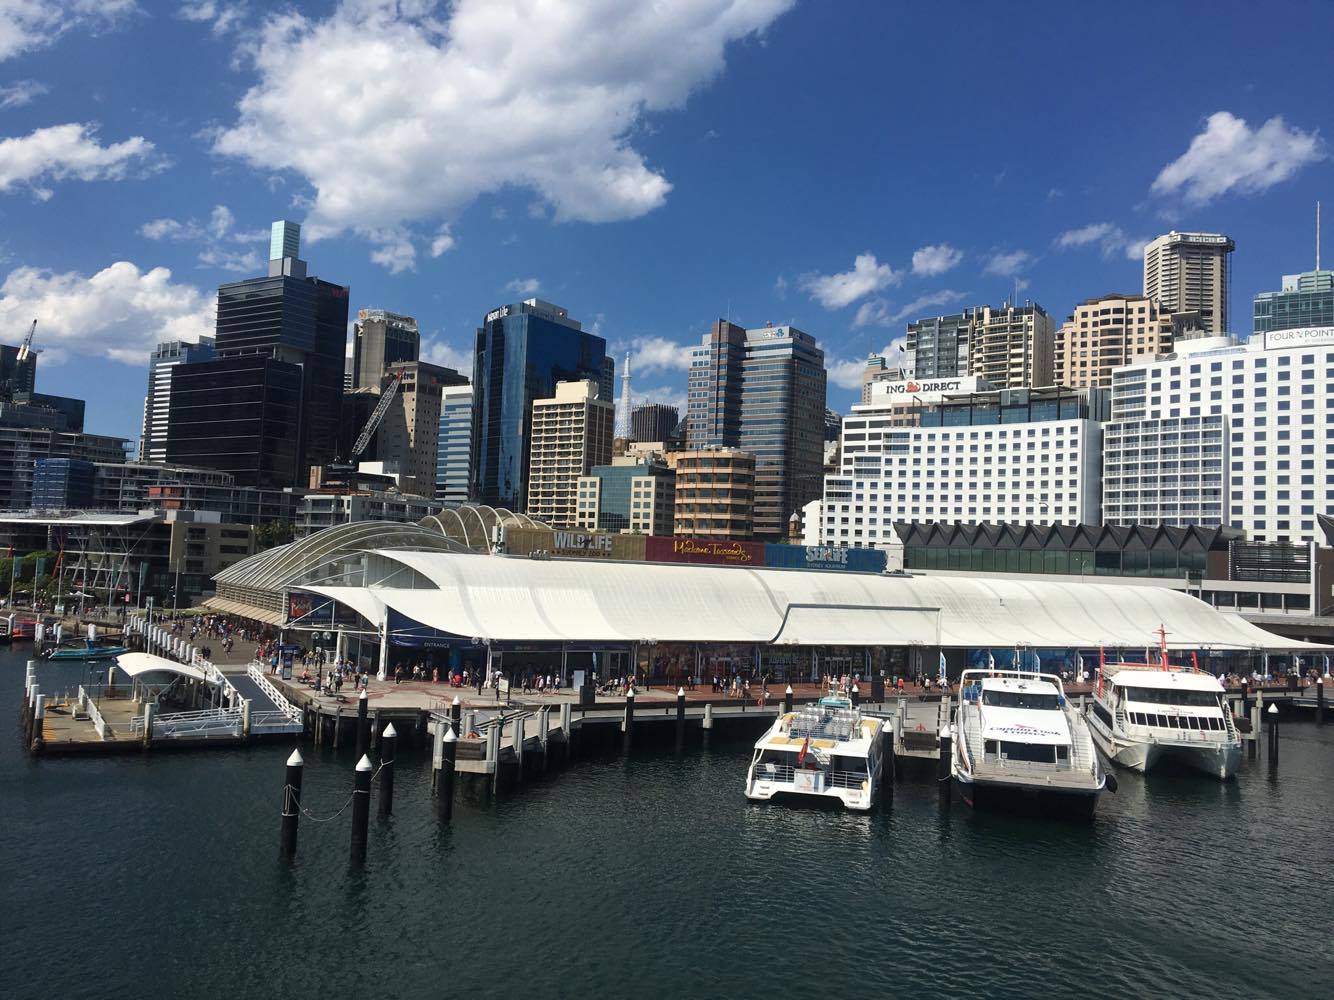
[1156,624,1169,670]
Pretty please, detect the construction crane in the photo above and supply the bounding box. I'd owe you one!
[15,319,36,362]
[350,368,405,459]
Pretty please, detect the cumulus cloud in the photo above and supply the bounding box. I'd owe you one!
[911,243,962,277]
[630,335,693,376]
[852,298,890,328]
[1053,222,1147,262]
[0,0,136,62]
[429,225,455,258]
[211,0,793,268]
[140,203,265,273]
[825,357,867,391]
[178,1,246,35]
[983,249,1032,277]
[505,277,540,296]
[801,252,901,309]
[1152,111,1325,206]
[0,122,160,200]
[0,260,213,365]
[0,79,46,109]
[890,289,969,324]
[422,337,473,374]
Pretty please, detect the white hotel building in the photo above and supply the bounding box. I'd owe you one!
[819,377,1106,547]
[1103,328,1334,543]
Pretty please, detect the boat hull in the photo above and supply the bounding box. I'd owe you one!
[1087,714,1241,780]
[45,647,128,661]
[954,772,1101,819]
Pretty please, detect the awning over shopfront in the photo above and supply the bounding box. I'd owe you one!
[202,596,286,626]
[342,551,1320,652]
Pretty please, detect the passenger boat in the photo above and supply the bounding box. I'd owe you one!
[952,668,1107,817]
[0,615,37,642]
[44,639,129,661]
[1084,629,1242,780]
[745,689,885,811]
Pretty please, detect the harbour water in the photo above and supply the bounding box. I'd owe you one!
[4,649,1332,999]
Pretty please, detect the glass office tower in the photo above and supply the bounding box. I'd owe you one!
[1253,268,1334,334]
[470,299,613,509]
[435,383,472,503]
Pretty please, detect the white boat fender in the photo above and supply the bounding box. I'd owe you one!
[1104,772,1118,793]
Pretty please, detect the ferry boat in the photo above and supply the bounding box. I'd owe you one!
[1084,630,1242,780]
[952,668,1108,817]
[745,689,885,811]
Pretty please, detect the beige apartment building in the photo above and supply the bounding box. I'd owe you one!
[375,360,466,497]
[1053,294,1200,388]
[526,379,614,527]
[1143,231,1234,333]
[671,447,755,539]
[968,303,1055,389]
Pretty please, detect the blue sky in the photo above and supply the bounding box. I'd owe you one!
[0,0,1330,444]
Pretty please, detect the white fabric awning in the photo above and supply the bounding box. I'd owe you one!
[301,586,385,628]
[114,652,210,682]
[352,551,1319,651]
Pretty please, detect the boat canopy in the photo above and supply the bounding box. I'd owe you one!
[113,652,211,684]
[1106,668,1225,692]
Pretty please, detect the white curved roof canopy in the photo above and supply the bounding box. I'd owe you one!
[360,551,1318,651]
[114,652,210,682]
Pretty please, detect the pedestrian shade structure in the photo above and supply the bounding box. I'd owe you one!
[324,550,1318,651]
[113,652,211,683]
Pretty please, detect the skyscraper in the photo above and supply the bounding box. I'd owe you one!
[0,342,36,400]
[470,298,613,509]
[1253,268,1334,333]
[525,379,614,526]
[435,383,473,504]
[165,221,349,487]
[905,310,976,379]
[630,401,679,443]
[139,338,215,462]
[1053,294,1196,388]
[1143,231,1235,333]
[351,310,419,390]
[686,321,827,540]
[969,302,1055,389]
[372,360,466,497]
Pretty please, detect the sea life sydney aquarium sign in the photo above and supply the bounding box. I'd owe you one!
[1263,326,1334,350]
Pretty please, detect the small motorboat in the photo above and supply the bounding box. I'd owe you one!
[44,639,129,661]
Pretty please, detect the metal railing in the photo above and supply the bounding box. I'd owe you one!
[247,662,301,722]
[78,685,110,740]
[251,709,303,734]
[828,770,869,789]
[150,707,244,740]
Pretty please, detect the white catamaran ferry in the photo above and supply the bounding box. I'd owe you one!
[1085,630,1242,780]
[745,690,885,811]
[952,668,1107,817]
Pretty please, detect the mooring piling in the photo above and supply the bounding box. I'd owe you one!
[379,723,397,816]
[280,748,303,857]
[351,754,371,863]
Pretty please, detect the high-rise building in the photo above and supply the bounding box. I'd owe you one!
[1253,268,1334,334]
[0,342,36,400]
[969,302,1055,389]
[575,455,675,534]
[139,338,215,462]
[1102,328,1334,543]
[821,385,1106,548]
[32,457,96,508]
[905,310,976,379]
[470,299,613,509]
[435,383,473,504]
[860,354,909,403]
[166,221,349,488]
[686,321,826,539]
[351,310,419,390]
[630,402,679,443]
[372,360,466,497]
[1053,294,1197,388]
[671,448,755,539]
[1143,231,1234,333]
[525,380,614,526]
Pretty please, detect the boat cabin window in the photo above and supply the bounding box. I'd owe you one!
[1124,687,1220,708]
[984,739,998,755]
[998,741,1059,764]
[982,689,1060,710]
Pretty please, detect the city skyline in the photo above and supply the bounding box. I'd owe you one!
[0,1,1329,444]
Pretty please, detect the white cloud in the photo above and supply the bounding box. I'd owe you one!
[889,289,969,323]
[0,78,46,109]
[0,260,213,365]
[178,1,246,35]
[852,298,890,328]
[366,227,416,274]
[983,249,1032,277]
[0,122,159,200]
[773,274,787,299]
[0,1,136,62]
[801,252,901,309]
[1052,222,1148,262]
[630,335,693,376]
[212,0,793,268]
[422,337,472,374]
[429,224,455,258]
[505,277,540,296]
[910,243,962,277]
[140,203,265,272]
[1152,111,1325,206]
[825,357,865,391]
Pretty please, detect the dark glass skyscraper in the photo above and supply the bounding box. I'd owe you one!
[470,299,613,509]
[630,401,680,443]
[165,221,349,487]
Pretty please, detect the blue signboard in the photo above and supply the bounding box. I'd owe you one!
[387,608,455,650]
[763,543,887,573]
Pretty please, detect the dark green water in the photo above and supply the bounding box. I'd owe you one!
[4,649,1332,999]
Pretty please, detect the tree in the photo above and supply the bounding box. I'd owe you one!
[255,520,295,551]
